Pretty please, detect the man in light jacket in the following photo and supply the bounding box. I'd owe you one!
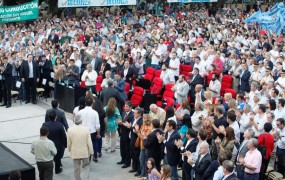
[67,114,93,180]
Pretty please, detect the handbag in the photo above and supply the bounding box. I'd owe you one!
[257,134,267,160]
[135,137,141,148]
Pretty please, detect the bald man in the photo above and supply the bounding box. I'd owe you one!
[187,141,212,180]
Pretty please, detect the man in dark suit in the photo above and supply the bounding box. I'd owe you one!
[235,128,255,179]
[0,57,12,108]
[39,55,51,98]
[175,129,199,180]
[121,61,135,87]
[239,63,251,93]
[98,59,111,78]
[45,99,69,131]
[117,102,134,168]
[188,68,204,101]
[91,51,102,73]
[125,107,143,176]
[48,29,59,44]
[190,141,212,180]
[99,80,125,111]
[144,119,164,171]
[157,120,181,180]
[43,110,67,174]
[222,160,237,180]
[114,73,127,100]
[20,54,40,104]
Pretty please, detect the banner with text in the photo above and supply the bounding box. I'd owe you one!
[0,0,38,23]
[167,0,217,2]
[58,0,136,7]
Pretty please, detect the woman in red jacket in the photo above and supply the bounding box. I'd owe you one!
[258,122,275,180]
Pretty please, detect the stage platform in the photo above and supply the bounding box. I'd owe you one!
[0,143,35,180]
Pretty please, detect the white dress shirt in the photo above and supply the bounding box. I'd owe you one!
[169,58,180,76]
[277,127,285,149]
[78,106,100,134]
[209,80,221,97]
[160,69,175,85]
[81,70,98,86]
[253,113,267,137]
[28,61,33,78]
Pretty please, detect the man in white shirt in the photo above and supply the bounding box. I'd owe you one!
[81,64,98,94]
[171,75,190,104]
[101,70,112,89]
[274,99,285,121]
[77,98,100,162]
[208,73,221,97]
[158,39,167,55]
[168,52,180,80]
[193,57,205,76]
[191,103,207,132]
[227,110,240,142]
[160,64,175,85]
[250,104,267,137]
[151,43,162,70]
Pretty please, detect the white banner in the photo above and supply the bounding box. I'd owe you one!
[167,0,217,2]
[58,0,137,7]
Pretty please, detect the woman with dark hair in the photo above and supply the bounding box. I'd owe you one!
[215,127,235,160]
[104,97,122,153]
[268,99,276,112]
[72,97,86,121]
[258,122,274,180]
[163,106,176,129]
[146,158,161,180]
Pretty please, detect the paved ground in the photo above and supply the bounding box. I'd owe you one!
[0,98,137,180]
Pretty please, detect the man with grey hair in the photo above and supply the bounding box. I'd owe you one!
[81,63,98,94]
[222,160,237,179]
[191,102,207,132]
[67,114,93,180]
[238,138,262,180]
[236,128,255,179]
[149,104,166,128]
[239,104,252,142]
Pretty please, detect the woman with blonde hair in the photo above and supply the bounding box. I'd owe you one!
[104,98,122,152]
[203,91,212,106]
[160,164,171,180]
[175,99,191,124]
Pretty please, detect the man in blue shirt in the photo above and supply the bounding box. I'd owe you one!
[66,59,80,87]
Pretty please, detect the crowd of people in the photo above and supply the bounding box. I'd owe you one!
[1,1,285,180]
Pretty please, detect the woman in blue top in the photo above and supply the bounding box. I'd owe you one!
[104,97,122,152]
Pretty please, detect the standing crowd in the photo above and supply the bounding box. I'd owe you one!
[1,1,285,180]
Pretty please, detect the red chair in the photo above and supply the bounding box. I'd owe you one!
[181,65,193,77]
[146,67,156,76]
[165,83,174,91]
[150,77,163,95]
[144,73,154,81]
[96,76,103,92]
[222,75,233,88]
[155,70,162,77]
[80,81,86,88]
[125,82,131,98]
[224,88,237,98]
[130,86,144,107]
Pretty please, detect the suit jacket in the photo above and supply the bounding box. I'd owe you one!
[144,128,164,161]
[239,69,251,92]
[42,121,67,150]
[120,110,134,140]
[1,63,13,84]
[45,108,69,131]
[20,60,40,81]
[165,130,181,166]
[235,140,249,163]
[99,87,125,110]
[182,138,199,173]
[188,74,204,98]
[194,153,212,180]
[130,117,143,145]
[224,173,237,180]
[121,67,135,85]
[40,60,51,79]
[203,160,220,180]
[115,79,127,100]
[94,56,102,73]
[48,34,59,44]
[98,63,111,78]
[67,124,93,159]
